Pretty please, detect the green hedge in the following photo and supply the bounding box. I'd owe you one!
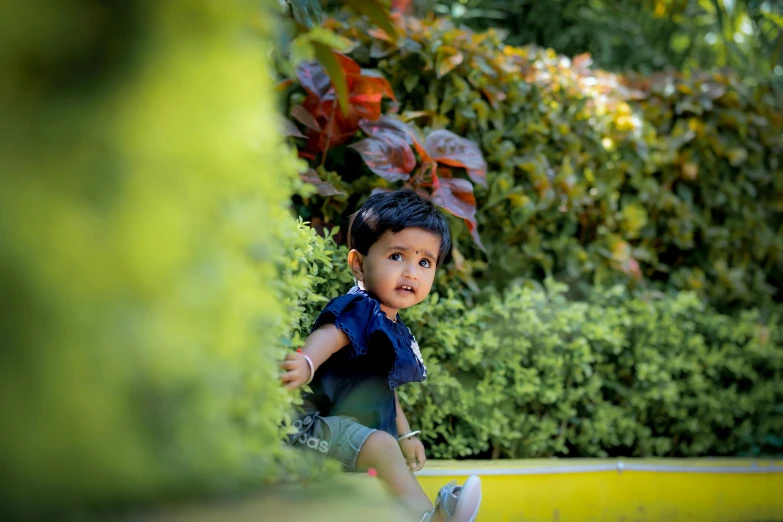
[282,223,356,349]
[329,15,783,312]
[401,282,783,459]
[296,237,782,459]
[0,0,307,517]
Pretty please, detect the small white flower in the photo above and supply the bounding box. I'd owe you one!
[408,328,427,378]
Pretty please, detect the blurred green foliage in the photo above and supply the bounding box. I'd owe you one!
[0,0,408,517]
[418,0,783,84]
[0,0,353,518]
[328,14,783,312]
[135,475,406,522]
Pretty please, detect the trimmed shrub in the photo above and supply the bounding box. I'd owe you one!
[401,282,783,459]
[290,235,782,459]
[324,15,783,312]
[280,222,355,355]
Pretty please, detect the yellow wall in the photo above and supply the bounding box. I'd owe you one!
[416,459,783,522]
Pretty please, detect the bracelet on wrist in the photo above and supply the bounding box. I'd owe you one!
[297,350,315,385]
[397,430,421,442]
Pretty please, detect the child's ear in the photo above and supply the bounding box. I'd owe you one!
[347,249,365,282]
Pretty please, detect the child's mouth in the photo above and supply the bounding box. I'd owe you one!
[396,285,415,295]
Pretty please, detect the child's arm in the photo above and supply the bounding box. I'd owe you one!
[395,391,412,434]
[280,324,350,390]
[396,391,426,472]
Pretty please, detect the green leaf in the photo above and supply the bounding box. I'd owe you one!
[620,203,649,239]
[312,43,350,116]
[301,27,355,52]
[290,35,315,65]
[762,11,783,29]
[291,27,355,67]
[403,74,420,93]
[287,0,323,29]
[435,47,464,79]
[342,0,398,40]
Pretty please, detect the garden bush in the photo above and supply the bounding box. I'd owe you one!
[280,222,356,349]
[401,281,783,459]
[409,0,783,84]
[293,236,783,459]
[317,14,783,312]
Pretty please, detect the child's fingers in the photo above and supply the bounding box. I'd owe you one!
[283,379,301,390]
[413,446,425,471]
[281,372,302,389]
[408,454,418,472]
[279,352,306,389]
[280,370,300,386]
[404,452,415,471]
[280,359,298,370]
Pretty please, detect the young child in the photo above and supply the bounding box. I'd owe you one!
[280,189,481,522]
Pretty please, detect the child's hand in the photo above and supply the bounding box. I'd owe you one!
[280,352,310,390]
[399,437,426,472]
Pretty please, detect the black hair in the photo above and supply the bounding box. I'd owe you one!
[348,189,451,266]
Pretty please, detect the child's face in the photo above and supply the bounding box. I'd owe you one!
[350,227,441,320]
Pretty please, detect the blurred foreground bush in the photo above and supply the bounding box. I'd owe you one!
[0,0,329,519]
[325,15,783,312]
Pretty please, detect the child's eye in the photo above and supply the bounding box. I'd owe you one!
[389,253,403,261]
[419,259,431,268]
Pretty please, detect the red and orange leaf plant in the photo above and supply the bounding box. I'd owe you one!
[350,116,487,249]
[285,46,487,250]
[292,51,396,156]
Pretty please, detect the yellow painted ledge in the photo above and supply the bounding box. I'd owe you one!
[416,459,783,522]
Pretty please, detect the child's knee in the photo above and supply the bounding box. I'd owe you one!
[359,431,401,465]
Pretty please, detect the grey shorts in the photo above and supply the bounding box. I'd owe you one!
[287,411,376,471]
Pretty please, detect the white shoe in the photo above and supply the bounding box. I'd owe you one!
[421,475,482,522]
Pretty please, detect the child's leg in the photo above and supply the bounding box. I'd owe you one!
[355,431,443,521]
[291,414,452,521]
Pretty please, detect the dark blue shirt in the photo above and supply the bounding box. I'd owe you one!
[302,286,427,437]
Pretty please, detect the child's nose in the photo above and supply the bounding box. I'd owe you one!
[402,262,418,279]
